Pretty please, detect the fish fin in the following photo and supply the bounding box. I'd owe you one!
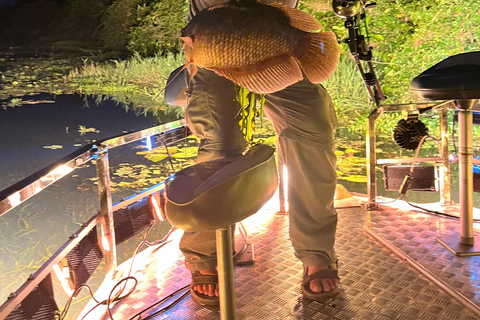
[268,3,321,32]
[180,36,193,46]
[297,32,340,84]
[212,57,303,94]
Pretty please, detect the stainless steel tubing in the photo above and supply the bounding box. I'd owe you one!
[366,108,382,209]
[458,109,474,245]
[216,226,236,319]
[277,148,287,214]
[96,149,118,275]
[439,108,451,204]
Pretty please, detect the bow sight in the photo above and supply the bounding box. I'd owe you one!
[333,0,385,106]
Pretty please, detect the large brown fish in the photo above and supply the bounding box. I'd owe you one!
[181,0,340,94]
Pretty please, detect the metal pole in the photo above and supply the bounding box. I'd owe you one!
[439,108,451,204]
[216,226,235,320]
[366,108,381,209]
[96,148,117,275]
[277,148,287,214]
[458,109,474,245]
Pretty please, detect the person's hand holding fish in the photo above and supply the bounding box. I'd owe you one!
[181,0,340,94]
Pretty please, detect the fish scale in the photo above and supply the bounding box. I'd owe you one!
[181,0,340,93]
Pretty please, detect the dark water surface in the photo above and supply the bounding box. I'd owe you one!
[0,94,180,317]
[0,93,161,189]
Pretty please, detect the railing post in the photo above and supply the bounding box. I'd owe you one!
[439,108,451,204]
[94,146,117,276]
[458,107,474,244]
[277,148,287,214]
[366,108,381,210]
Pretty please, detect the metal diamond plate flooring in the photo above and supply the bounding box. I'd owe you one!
[81,196,480,320]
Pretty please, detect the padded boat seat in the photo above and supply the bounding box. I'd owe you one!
[164,144,278,232]
[164,65,188,106]
[410,51,480,101]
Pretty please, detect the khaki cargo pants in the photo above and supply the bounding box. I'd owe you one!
[179,68,338,271]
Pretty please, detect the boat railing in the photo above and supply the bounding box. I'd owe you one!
[0,119,191,319]
[365,101,454,209]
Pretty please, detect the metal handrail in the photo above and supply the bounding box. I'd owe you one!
[0,119,189,319]
[366,101,453,209]
[0,119,186,217]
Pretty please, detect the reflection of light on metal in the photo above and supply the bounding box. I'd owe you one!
[101,235,110,251]
[51,165,74,176]
[281,165,290,211]
[150,195,164,221]
[53,264,74,297]
[34,186,42,194]
[7,191,21,207]
[332,0,361,18]
[40,165,74,181]
[146,136,152,151]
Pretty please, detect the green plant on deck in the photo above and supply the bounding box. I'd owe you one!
[236,86,265,143]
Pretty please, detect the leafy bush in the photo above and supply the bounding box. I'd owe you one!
[127,0,188,56]
[301,0,480,134]
[323,56,372,131]
[367,0,480,103]
[100,0,143,52]
[55,0,108,41]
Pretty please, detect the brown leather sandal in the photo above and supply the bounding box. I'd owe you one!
[190,271,220,306]
[302,266,340,301]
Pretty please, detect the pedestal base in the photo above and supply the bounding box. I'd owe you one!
[436,232,480,256]
[234,242,255,266]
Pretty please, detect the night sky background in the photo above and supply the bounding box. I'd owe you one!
[0,0,109,50]
[0,0,15,5]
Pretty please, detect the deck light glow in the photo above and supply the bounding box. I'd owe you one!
[53,264,74,297]
[40,165,74,181]
[150,194,165,221]
[146,136,152,151]
[101,235,110,251]
[7,191,21,207]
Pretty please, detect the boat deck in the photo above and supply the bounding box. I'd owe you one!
[80,193,480,320]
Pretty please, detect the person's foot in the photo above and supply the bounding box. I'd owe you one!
[192,269,219,298]
[306,265,339,293]
[302,264,340,301]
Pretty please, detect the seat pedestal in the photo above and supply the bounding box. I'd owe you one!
[164,144,278,319]
[437,100,480,256]
[217,226,236,319]
[410,51,480,256]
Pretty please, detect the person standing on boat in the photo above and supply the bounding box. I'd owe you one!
[179,0,340,305]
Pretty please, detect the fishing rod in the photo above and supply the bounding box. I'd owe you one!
[332,0,385,107]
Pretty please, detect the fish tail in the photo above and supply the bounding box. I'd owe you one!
[297,32,340,84]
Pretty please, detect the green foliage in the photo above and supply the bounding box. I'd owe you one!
[55,0,109,41]
[0,48,79,105]
[100,0,143,52]
[69,52,186,115]
[301,0,480,132]
[323,56,372,133]
[236,87,264,143]
[100,0,188,55]
[127,0,188,56]
[360,0,480,103]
